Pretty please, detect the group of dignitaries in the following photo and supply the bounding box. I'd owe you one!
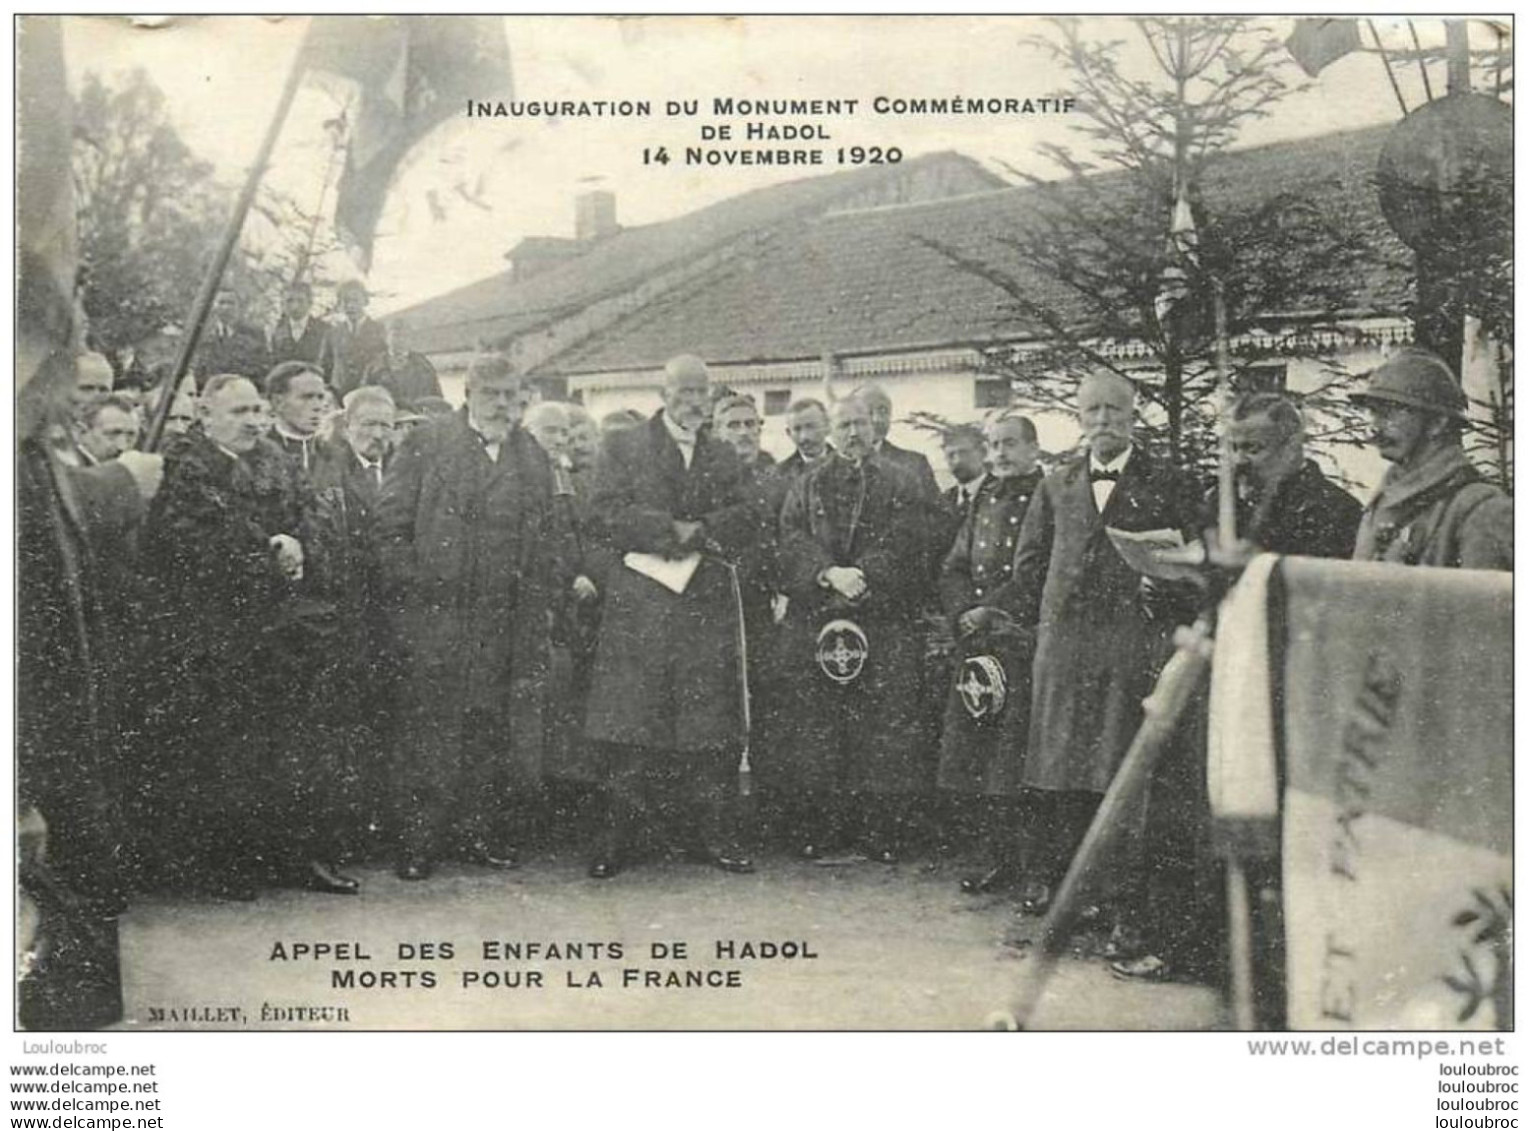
[31,331,1513,1001]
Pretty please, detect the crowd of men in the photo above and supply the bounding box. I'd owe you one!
[26,312,1515,1015]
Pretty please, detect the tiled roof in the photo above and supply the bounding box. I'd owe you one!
[394,151,1003,355]
[542,124,1410,375]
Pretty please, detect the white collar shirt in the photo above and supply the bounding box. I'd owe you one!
[1089,445,1133,512]
[663,412,697,469]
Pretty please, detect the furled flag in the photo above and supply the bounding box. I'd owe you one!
[17,15,84,439]
[1153,178,1200,330]
[1210,556,1512,1030]
[300,15,513,271]
[1284,18,1362,78]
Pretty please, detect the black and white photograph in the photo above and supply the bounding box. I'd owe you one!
[13,11,1514,1086]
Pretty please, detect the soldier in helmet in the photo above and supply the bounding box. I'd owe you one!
[773,393,932,863]
[1351,348,1511,571]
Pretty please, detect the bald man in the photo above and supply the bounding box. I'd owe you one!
[997,372,1198,939]
[856,383,939,500]
[523,400,571,463]
[581,355,763,878]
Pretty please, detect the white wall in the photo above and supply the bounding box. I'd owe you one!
[567,341,1403,498]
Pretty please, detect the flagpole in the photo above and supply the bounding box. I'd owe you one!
[1365,20,1410,116]
[1406,20,1436,103]
[142,39,309,451]
[1213,279,1236,546]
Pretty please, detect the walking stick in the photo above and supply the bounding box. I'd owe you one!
[723,561,755,800]
[987,616,1214,1031]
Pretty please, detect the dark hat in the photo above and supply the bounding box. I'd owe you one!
[1351,348,1468,420]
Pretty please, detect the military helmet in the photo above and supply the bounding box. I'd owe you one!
[1350,348,1468,420]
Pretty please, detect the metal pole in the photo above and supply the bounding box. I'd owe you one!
[1445,20,1471,95]
[1407,20,1436,102]
[292,106,350,287]
[1225,856,1258,1029]
[988,618,1215,1030]
[1214,279,1237,547]
[1366,20,1410,116]
[141,42,309,451]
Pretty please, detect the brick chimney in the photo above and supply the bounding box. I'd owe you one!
[575,190,619,242]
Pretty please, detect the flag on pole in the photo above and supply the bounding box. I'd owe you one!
[17,15,83,438]
[1210,557,1512,1030]
[300,15,513,271]
[1153,179,1199,329]
[1284,18,1363,78]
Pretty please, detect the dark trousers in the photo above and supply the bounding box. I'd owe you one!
[592,742,735,864]
[773,789,911,855]
[396,707,542,862]
[1015,789,1102,886]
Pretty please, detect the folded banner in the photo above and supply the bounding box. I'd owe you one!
[1211,557,1512,1030]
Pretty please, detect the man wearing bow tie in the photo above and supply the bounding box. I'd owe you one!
[999,372,1198,933]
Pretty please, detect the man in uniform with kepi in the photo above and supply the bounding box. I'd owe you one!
[936,413,1045,896]
[581,355,763,879]
[774,393,931,863]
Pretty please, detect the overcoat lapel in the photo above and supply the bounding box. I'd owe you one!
[1100,449,1149,528]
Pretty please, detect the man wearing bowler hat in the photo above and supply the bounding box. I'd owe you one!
[1351,348,1511,571]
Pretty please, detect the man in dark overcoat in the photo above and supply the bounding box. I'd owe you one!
[936,414,1044,894]
[192,288,268,388]
[1112,393,1363,983]
[1000,372,1199,924]
[773,393,932,862]
[1209,393,1362,559]
[325,280,388,396]
[140,374,354,898]
[268,281,332,374]
[19,417,162,1029]
[581,355,763,878]
[362,318,443,409]
[857,382,940,500]
[377,354,558,879]
[309,386,399,858]
[777,397,832,483]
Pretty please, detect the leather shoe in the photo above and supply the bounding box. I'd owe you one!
[396,858,433,882]
[1016,880,1052,916]
[1109,954,1173,982]
[714,854,755,875]
[588,859,620,880]
[466,840,520,870]
[1101,923,1148,961]
[960,865,1018,895]
[306,861,359,895]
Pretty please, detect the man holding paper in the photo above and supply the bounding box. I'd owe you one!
[582,355,764,879]
[1000,372,1198,935]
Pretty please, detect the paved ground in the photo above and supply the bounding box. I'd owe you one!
[115,849,1224,1032]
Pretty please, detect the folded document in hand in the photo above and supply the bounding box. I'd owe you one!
[623,551,702,595]
[1105,527,1204,582]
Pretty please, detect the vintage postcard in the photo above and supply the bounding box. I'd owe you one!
[15,14,1512,1056]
